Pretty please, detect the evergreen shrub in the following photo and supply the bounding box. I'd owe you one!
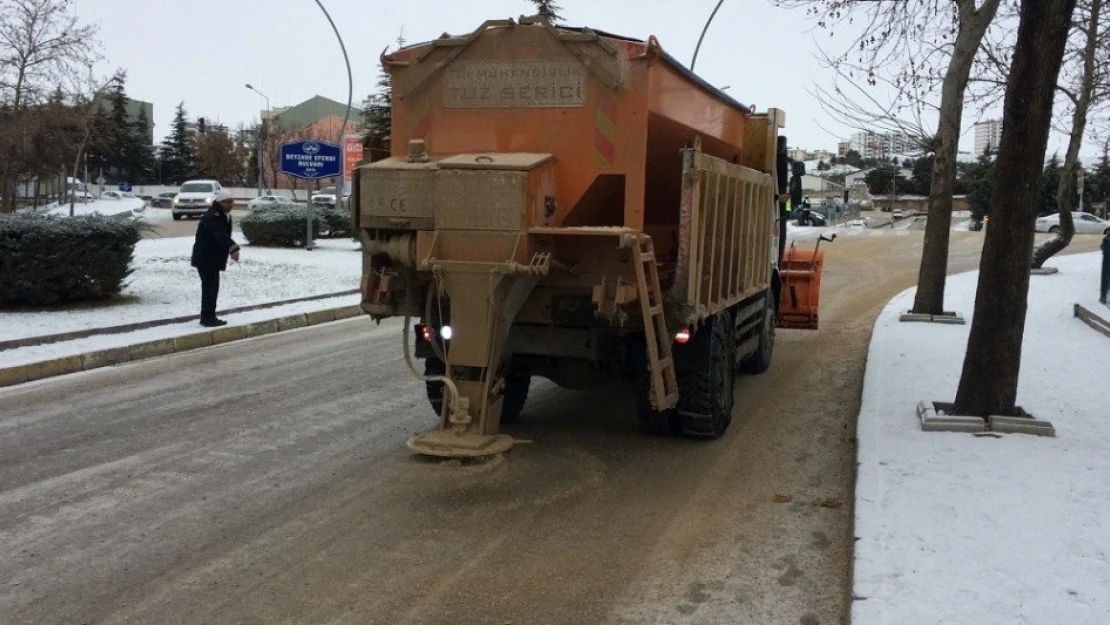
[0,213,143,306]
[240,205,322,247]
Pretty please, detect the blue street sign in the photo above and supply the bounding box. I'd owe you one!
[280,140,342,180]
[119,181,132,192]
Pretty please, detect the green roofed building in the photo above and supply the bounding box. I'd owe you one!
[268,95,360,132]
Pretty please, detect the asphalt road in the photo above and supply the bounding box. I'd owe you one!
[144,207,249,239]
[0,232,1101,625]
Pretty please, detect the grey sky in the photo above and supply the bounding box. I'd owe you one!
[75,0,1075,159]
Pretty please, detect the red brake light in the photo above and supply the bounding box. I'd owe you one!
[675,328,691,344]
[417,324,434,342]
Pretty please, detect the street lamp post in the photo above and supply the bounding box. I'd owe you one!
[691,0,726,71]
[245,83,270,198]
[312,0,354,193]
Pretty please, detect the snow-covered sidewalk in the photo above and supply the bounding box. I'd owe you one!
[1,233,361,343]
[853,252,1110,624]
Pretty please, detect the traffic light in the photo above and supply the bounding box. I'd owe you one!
[198,117,206,134]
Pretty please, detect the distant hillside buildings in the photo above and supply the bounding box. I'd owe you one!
[974,119,1002,156]
[846,131,919,159]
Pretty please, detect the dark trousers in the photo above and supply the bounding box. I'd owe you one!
[197,267,220,320]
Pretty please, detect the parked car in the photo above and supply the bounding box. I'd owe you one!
[172,180,224,220]
[138,194,154,204]
[892,208,904,219]
[100,190,124,200]
[793,208,826,227]
[311,186,338,207]
[248,195,295,210]
[151,192,176,208]
[1034,211,1110,235]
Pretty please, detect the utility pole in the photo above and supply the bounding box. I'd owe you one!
[83,152,89,204]
[246,84,270,197]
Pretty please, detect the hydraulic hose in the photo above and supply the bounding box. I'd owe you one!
[401,270,460,418]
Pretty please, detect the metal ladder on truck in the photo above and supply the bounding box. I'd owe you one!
[624,234,679,411]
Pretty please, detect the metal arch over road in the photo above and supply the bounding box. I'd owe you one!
[0,233,1102,624]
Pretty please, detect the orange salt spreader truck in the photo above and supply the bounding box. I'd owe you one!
[352,17,831,457]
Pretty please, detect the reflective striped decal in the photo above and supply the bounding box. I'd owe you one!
[594,91,617,168]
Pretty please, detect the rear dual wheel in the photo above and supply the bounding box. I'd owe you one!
[633,311,736,438]
[739,301,776,374]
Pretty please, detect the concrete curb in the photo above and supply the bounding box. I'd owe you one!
[0,304,364,390]
[898,311,966,325]
[917,400,1056,437]
[1074,302,1110,339]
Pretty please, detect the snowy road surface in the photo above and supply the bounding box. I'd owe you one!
[0,232,1101,625]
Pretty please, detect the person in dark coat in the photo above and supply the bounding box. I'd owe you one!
[190,189,241,327]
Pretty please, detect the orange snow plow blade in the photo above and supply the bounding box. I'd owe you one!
[777,235,833,330]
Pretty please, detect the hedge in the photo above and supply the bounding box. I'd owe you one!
[240,205,322,247]
[0,213,143,306]
[240,203,354,246]
[316,204,353,238]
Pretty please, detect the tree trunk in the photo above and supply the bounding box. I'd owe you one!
[1032,0,1102,268]
[953,0,1078,417]
[911,0,1002,315]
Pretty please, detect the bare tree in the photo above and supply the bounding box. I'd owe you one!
[0,0,99,210]
[953,0,1077,416]
[779,0,1002,315]
[0,0,98,107]
[910,0,1002,316]
[195,130,248,185]
[1031,0,1110,267]
[68,70,121,215]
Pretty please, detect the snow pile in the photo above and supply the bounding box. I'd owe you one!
[36,197,147,218]
[853,251,1110,624]
[0,233,361,342]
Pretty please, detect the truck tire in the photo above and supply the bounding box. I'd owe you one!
[675,311,736,438]
[423,358,529,424]
[739,304,775,374]
[629,339,680,436]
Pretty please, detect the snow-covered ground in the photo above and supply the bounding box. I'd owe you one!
[785,211,975,242]
[23,197,148,218]
[853,251,1110,624]
[1,233,361,342]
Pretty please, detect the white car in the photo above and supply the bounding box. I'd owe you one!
[311,187,338,207]
[1034,211,1110,235]
[248,195,295,210]
[172,180,224,220]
